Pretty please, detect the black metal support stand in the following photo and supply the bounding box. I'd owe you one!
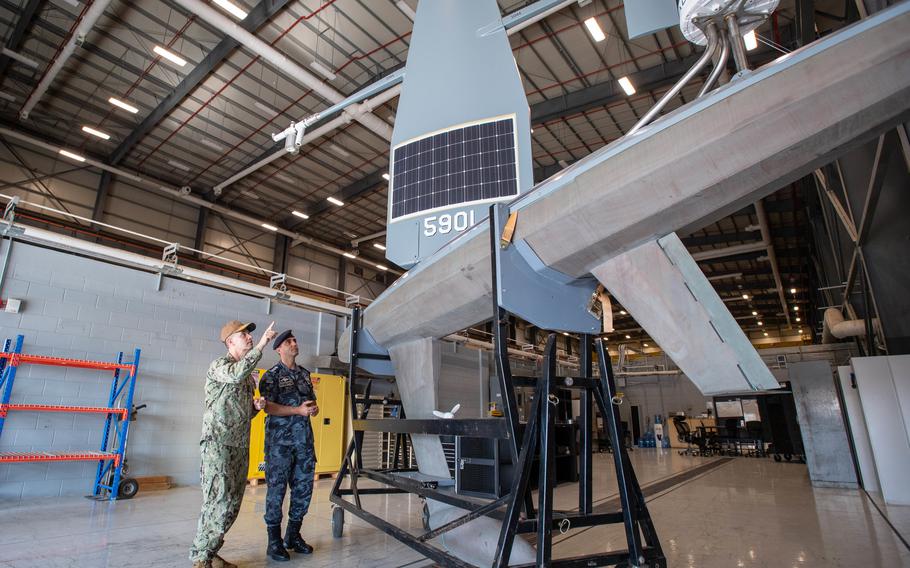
[329,207,665,567]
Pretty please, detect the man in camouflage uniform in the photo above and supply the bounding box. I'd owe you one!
[258,330,319,561]
[189,320,276,568]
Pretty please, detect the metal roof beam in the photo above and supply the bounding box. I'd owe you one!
[0,0,43,79]
[108,0,293,166]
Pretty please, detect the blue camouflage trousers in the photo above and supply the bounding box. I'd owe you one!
[264,443,316,527]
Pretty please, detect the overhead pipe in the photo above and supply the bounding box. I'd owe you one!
[215,84,402,193]
[0,126,401,275]
[822,308,878,343]
[171,0,393,141]
[20,0,114,120]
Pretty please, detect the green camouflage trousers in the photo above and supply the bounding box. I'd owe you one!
[189,441,248,562]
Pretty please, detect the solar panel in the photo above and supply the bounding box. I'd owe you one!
[390,117,519,220]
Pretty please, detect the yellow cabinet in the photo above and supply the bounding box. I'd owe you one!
[248,371,347,480]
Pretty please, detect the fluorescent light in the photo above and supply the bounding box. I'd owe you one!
[643,343,649,347]
[373,243,386,251]
[261,223,278,231]
[742,294,749,299]
[584,17,606,42]
[342,252,356,259]
[743,30,758,51]
[199,137,224,151]
[109,97,138,113]
[310,60,336,81]
[0,92,15,102]
[328,143,350,158]
[375,264,388,271]
[81,125,110,140]
[618,76,636,96]
[153,45,187,67]
[619,310,626,315]
[790,288,797,294]
[625,334,631,339]
[59,149,85,162]
[1,48,38,68]
[254,101,277,115]
[758,321,763,326]
[562,332,569,336]
[168,159,191,171]
[212,0,248,20]
[396,0,416,20]
[763,332,769,337]
[382,173,390,181]
[326,196,344,206]
[292,210,309,220]
[798,329,803,333]
[752,311,758,316]
[794,306,799,311]
[795,317,801,322]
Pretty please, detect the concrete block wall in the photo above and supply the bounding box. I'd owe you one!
[0,241,342,502]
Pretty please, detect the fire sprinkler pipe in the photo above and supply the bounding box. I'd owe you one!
[20,0,114,120]
[171,0,393,141]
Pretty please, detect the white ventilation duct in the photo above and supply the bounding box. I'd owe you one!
[822,308,878,343]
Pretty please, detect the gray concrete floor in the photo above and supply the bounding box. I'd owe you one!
[0,450,907,567]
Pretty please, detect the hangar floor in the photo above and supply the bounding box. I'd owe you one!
[1,451,907,567]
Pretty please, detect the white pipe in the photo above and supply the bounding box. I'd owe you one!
[0,125,402,275]
[822,307,877,343]
[691,241,767,261]
[215,84,402,192]
[20,0,114,120]
[9,223,352,317]
[171,0,392,141]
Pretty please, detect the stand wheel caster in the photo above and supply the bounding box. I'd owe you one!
[422,501,431,531]
[331,506,344,538]
[117,478,139,500]
[773,454,782,462]
[784,453,793,461]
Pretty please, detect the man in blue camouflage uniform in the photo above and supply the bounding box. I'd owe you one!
[189,320,275,568]
[259,329,319,561]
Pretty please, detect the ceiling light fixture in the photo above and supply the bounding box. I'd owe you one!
[742,294,749,300]
[752,311,758,316]
[375,264,388,271]
[81,125,110,140]
[618,76,636,96]
[619,310,626,315]
[743,30,758,51]
[793,306,799,311]
[108,97,138,113]
[291,210,309,220]
[342,252,356,259]
[373,243,387,251]
[795,317,801,322]
[328,143,350,158]
[168,159,191,171]
[790,288,797,294]
[327,196,344,206]
[310,60,336,81]
[212,0,248,20]
[562,332,569,336]
[758,321,763,326]
[395,0,416,20]
[153,45,187,67]
[382,173,390,181]
[59,149,85,162]
[199,137,224,151]
[261,223,278,231]
[643,343,649,347]
[625,334,631,339]
[584,17,606,42]
[763,332,769,337]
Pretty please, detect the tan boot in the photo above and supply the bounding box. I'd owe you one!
[211,555,237,568]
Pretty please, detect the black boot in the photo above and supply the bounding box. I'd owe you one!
[284,519,314,554]
[266,524,290,561]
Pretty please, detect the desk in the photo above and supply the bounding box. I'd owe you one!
[670,417,716,448]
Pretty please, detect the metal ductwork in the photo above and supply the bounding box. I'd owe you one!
[822,308,878,343]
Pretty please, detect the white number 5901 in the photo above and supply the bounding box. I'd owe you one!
[423,211,475,237]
